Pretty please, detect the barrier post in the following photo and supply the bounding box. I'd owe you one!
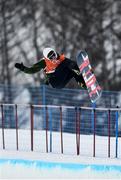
[46,106,48,153]
[91,103,96,157]
[115,107,119,158]
[15,104,19,150]
[75,107,78,155]
[108,109,111,157]
[78,108,81,155]
[93,108,96,157]
[42,85,46,130]
[75,107,80,155]
[49,107,52,152]
[60,106,63,154]
[30,105,34,151]
[1,104,5,149]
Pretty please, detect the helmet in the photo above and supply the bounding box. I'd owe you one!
[43,47,57,60]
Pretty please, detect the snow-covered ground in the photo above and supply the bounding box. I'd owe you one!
[0,129,121,157]
[0,150,121,179]
[0,129,121,179]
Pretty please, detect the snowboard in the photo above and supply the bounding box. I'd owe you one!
[77,50,102,103]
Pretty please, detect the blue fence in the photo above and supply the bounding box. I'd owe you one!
[0,84,121,107]
[0,84,121,137]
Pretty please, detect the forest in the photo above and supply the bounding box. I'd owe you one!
[0,0,121,91]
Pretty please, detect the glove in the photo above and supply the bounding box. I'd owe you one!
[15,63,25,71]
[78,82,87,89]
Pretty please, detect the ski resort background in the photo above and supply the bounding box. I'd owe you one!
[1,0,121,91]
[1,0,121,178]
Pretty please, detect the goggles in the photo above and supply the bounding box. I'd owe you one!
[47,51,57,60]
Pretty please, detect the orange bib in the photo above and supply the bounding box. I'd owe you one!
[44,54,65,73]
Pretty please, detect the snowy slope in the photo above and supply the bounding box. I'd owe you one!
[0,129,121,158]
[0,129,121,179]
[0,150,121,179]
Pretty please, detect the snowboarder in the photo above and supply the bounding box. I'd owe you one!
[15,47,86,89]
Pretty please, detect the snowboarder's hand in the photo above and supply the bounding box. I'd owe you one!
[15,63,25,71]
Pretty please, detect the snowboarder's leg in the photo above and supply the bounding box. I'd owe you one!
[73,73,87,89]
[67,60,86,89]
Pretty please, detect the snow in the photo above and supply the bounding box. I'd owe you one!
[0,151,121,179]
[1,162,120,179]
[0,129,121,178]
[0,150,121,166]
[0,129,121,158]
[14,88,30,104]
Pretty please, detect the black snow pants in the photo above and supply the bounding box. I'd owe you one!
[48,58,85,89]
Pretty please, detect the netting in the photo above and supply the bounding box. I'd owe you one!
[0,84,121,107]
[0,84,121,157]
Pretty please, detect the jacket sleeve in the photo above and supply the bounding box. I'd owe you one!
[23,59,46,74]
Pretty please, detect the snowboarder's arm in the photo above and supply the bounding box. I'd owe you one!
[15,59,46,74]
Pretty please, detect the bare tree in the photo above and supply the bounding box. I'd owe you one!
[0,0,121,90]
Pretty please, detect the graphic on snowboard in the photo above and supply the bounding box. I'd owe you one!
[77,50,102,103]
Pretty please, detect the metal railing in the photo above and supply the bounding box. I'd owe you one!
[0,103,121,158]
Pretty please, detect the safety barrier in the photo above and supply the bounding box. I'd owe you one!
[0,103,121,158]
